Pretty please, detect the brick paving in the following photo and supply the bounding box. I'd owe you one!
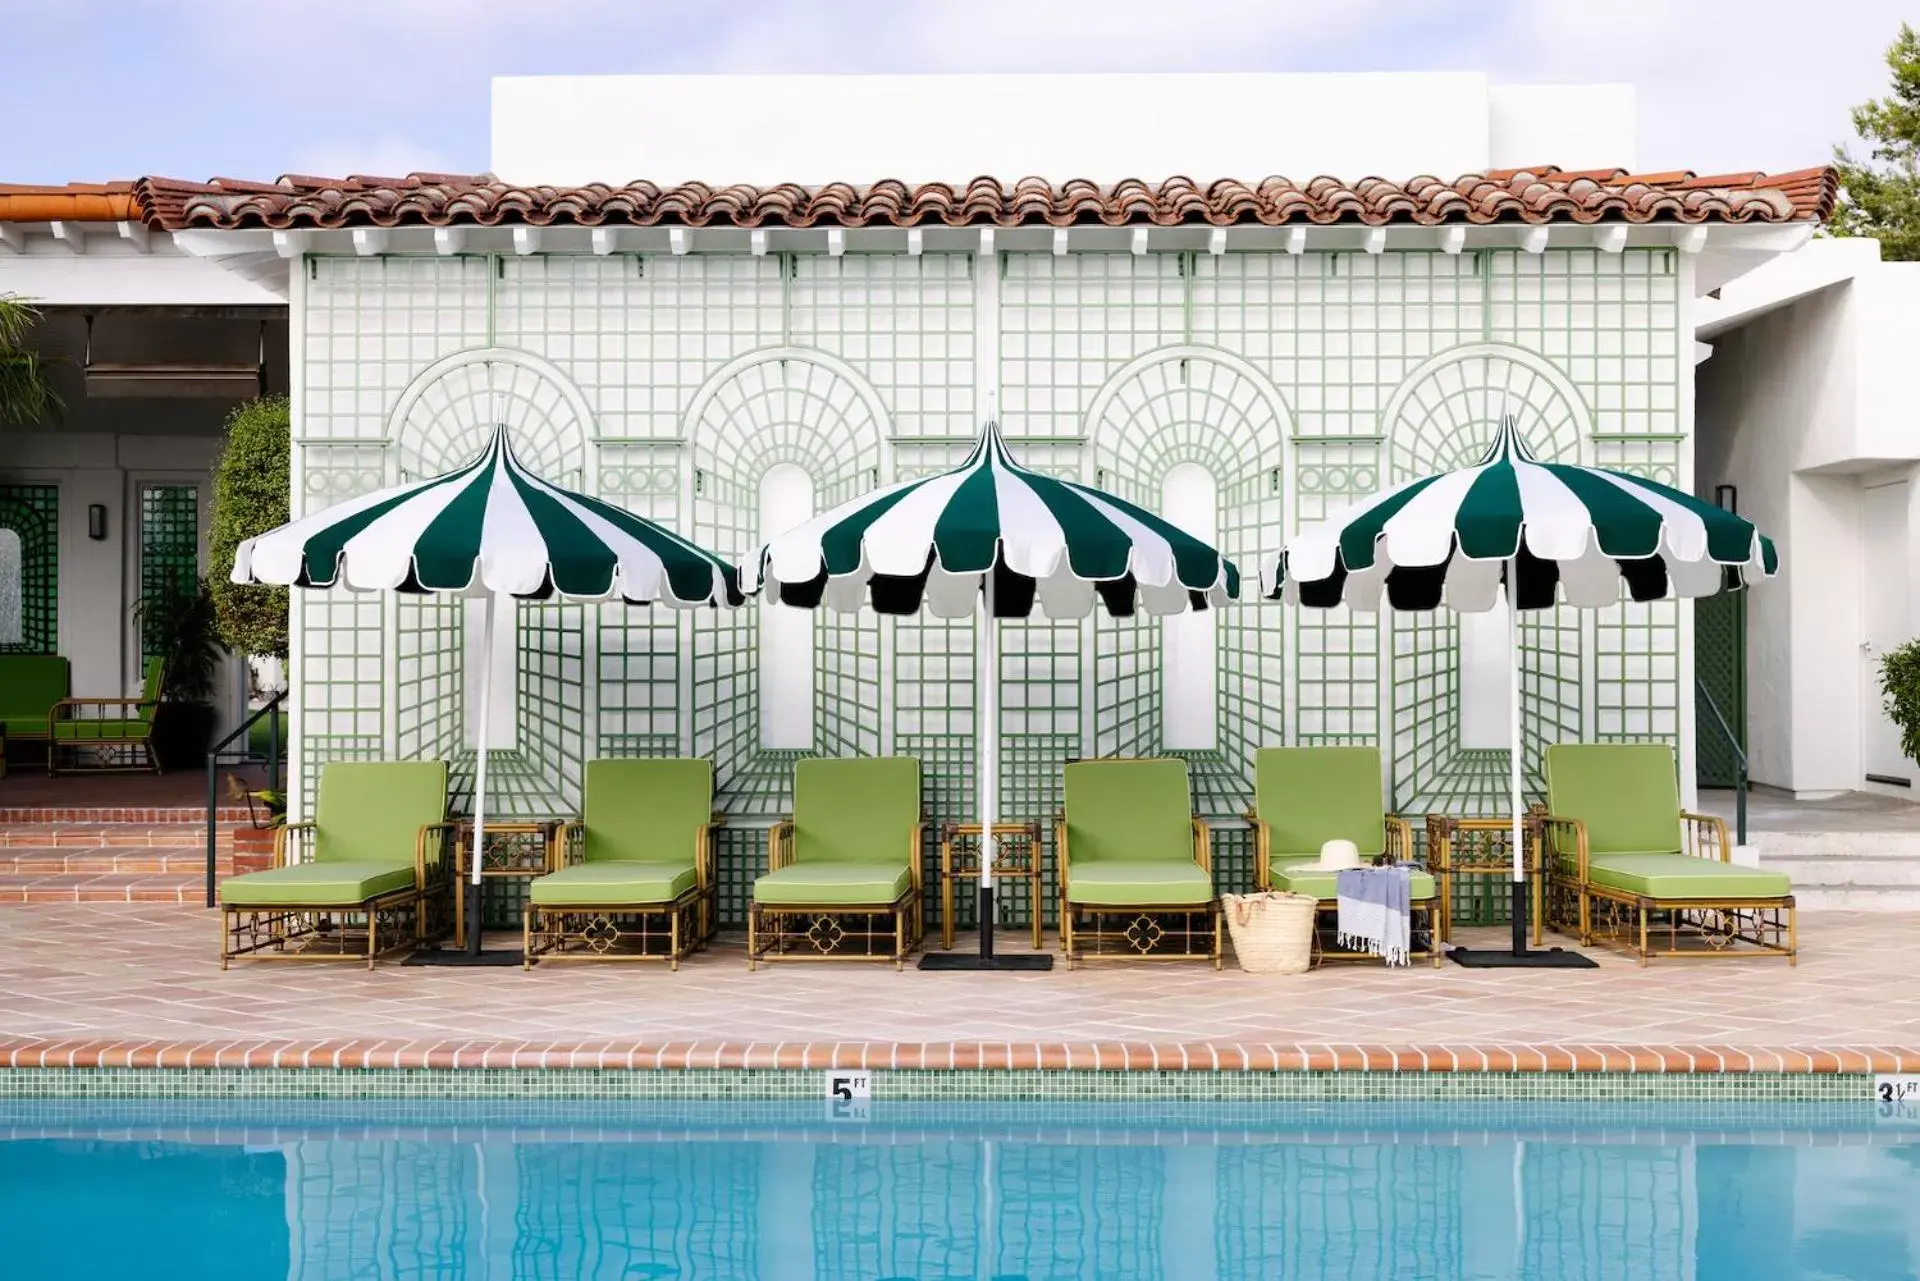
[0,904,1914,1073]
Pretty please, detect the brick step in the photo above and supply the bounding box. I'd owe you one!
[0,806,253,825]
[0,846,237,876]
[0,823,248,850]
[0,872,206,905]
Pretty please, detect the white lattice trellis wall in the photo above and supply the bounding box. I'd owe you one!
[292,245,1687,920]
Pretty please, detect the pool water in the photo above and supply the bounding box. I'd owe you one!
[2,1103,1916,1280]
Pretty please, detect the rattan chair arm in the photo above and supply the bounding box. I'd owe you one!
[1191,818,1212,874]
[1679,811,1732,862]
[768,819,795,873]
[274,821,318,870]
[1537,814,1589,882]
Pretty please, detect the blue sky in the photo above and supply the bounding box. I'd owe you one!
[0,0,1907,184]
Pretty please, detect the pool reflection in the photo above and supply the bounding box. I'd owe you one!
[3,1109,1917,1281]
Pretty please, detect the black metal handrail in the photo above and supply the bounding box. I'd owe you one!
[206,692,286,908]
[1695,677,1748,845]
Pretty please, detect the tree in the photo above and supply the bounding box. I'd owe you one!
[208,396,291,658]
[0,294,60,426]
[1833,24,1920,260]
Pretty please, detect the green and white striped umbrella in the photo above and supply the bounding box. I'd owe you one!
[746,420,1239,618]
[1264,415,1777,612]
[1264,415,1778,964]
[232,424,743,958]
[745,417,1240,970]
[233,424,744,607]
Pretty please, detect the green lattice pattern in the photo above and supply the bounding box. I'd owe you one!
[1694,591,1746,787]
[292,247,1689,912]
[139,485,199,662]
[393,596,461,765]
[0,485,57,654]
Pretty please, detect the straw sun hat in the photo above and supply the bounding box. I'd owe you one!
[1301,838,1364,871]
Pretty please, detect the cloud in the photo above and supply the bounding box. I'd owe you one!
[0,0,1908,181]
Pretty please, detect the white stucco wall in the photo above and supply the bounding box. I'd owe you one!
[1696,245,1920,795]
[491,72,1636,186]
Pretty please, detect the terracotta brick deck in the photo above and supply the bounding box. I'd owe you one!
[0,904,1915,1074]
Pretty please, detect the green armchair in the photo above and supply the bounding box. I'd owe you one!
[1057,758,1220,969]
[1247,745,1442,967]
[524,757,719,969]
[1542,743,1795,964]
[750,756,924,970]
[219,760,454,969]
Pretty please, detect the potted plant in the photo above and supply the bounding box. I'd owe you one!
[1881,639,1920,767]
[134,572,229,771]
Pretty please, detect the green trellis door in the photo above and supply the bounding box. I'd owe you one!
[1694,591,1747,788]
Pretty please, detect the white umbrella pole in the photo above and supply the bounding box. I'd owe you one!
[1507,556,1528,955]
[466,590,497,955]
[977,575,998,959]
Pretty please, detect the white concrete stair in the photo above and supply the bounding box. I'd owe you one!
[1750,830,1920,911]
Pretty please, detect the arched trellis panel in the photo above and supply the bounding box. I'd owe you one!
[382,347,597,820]
[1083,345,1292,816]
[1378,343,1593,816]
[0,485,57,654]
[684,346,890,822]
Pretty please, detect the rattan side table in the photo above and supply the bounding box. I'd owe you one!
[938,821,1045,950]
[1425,815,1545,947]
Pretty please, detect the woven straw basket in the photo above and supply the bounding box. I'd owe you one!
[1221,891,1318,975]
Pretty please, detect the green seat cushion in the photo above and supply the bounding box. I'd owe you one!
[52,719,151,741]
[0,655,68,724]
[1062,759,1193,863]
[312,761,449,865]
[1545,744,1684,855]
[1065,860,1213,907]
[1268,859,1436,901]
[221,862,416,907]
[581,757,712,864]
[753,862,911,906]
[531,861,697,906]
[4,716,51,739]
[1586,853,1791,900]
[792,757,920,865]
[1253,746,1388,856]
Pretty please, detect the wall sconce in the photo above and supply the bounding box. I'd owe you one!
[1713,485,1738,515]
[87,504,108,541]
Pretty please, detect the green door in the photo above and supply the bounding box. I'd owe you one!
[1694,590,1747,788]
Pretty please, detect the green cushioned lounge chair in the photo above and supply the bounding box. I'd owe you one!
[523,757,719,970]
[750,757,924,970]
[48,658,164,775]
[1056,758,1221,969]
[1246,746,1442,967]
[0,654,69,770]
[1543,743,1795,965]
[219,760,455,969]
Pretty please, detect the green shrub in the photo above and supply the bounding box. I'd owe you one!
[208,396,290,658]
[1880,638,1920,764]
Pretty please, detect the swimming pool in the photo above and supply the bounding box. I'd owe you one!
[2,1102,1914,1280]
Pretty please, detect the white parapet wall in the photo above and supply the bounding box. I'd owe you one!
[491,72,1637,186]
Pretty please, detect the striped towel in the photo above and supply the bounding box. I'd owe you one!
[1335,864,1413,967]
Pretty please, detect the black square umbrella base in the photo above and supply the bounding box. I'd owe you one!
[1449,946,1598,969]
[918,952,1055,972]
[405,946,526,967]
